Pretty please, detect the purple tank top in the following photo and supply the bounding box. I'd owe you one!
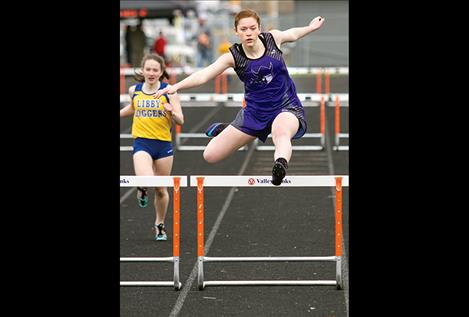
[229,32,302,122]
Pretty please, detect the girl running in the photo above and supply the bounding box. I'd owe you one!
[120,53,184,240]
[154,9,324,185]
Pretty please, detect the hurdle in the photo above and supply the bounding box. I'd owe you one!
[171,93,325,151]
[256,95,326,151]
[120,133,133,151]
[120,175,187,290]
[120,66,349,78]
[173,93,243,151]
[191,175,348,290]
[331,95,349,151]
[174,124,208,151]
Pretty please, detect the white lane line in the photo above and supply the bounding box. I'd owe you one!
[120,188,135,204]
[168,141,256,317]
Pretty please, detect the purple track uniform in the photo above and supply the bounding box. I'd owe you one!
[229,31,307,142]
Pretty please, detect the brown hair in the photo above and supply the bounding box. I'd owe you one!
[133,53,169,83]
[234,9,261,30]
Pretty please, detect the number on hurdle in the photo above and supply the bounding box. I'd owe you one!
[190,175,348,290]
[120,176,187,290]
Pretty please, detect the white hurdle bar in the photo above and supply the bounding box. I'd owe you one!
[191,175,348,290]
[120,93,325,106]
[120,176,187,289]
[332,96,349,151]
[120,66,349,77]
[120,133,133,151]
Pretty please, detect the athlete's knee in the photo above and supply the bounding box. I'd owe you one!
[271,128,291,141]
[155,187,168,198]
[203,148,219,164]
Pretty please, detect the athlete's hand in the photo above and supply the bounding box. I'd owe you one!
[309,16,325,30]
[153,84,177,99]
[162,102,173,112]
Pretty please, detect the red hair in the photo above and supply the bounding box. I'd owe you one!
[234,9,261,30]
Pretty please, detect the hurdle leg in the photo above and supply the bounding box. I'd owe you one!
[332,96,348,151]
[325,70,331,101]
[120,176,187,289]
[316,69,322,95]
[334,95,340,149]
[173,177,182,290]
[335,177,343,290]
[197,177,205,290]
[320,95,325,148]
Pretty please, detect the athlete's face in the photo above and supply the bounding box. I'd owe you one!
[236,17,261,47]
[142,59,162,85]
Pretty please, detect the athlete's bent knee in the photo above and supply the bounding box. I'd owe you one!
[203,149,219,164]
[272,130,291,141]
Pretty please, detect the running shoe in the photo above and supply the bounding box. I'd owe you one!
[271,158,288,186]
[137,187,148,208]
[154,223,168,241]
[205,122,229,137]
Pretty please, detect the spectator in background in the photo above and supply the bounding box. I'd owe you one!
[217,36,231,56]
[124,24,132,65]
[153,31,167,62]
[196,17,213,67]
[129,20,147,67]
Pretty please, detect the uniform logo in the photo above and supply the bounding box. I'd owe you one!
[250,62,274,85]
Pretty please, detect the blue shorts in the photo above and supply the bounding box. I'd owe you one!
[132,138,173,160]
[230,104,307,142]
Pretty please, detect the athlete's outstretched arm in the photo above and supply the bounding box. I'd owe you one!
[153,53,234,99]
[120,86,136,117]
[270,16,325,46]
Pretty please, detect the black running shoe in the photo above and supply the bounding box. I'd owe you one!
[205,122,229,137]
[154,223,167,241]
[137,187,148,208]
[272,158,288,186]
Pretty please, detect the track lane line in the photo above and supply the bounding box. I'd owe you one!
[168,140,256,317]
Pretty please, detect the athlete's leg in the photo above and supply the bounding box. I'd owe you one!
[152,155,173,225]
[203,125,256,163]
[133,151,154,206]
[270,112,299,185]
[133,151,155,175]
[271,112,299,161]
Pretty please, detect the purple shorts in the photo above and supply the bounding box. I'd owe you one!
[230,104,307,142]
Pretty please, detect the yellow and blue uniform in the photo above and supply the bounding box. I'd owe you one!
[131,82,172,141]
[131,82,174,160]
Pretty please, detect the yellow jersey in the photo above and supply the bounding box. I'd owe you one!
[131,82,172,141]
